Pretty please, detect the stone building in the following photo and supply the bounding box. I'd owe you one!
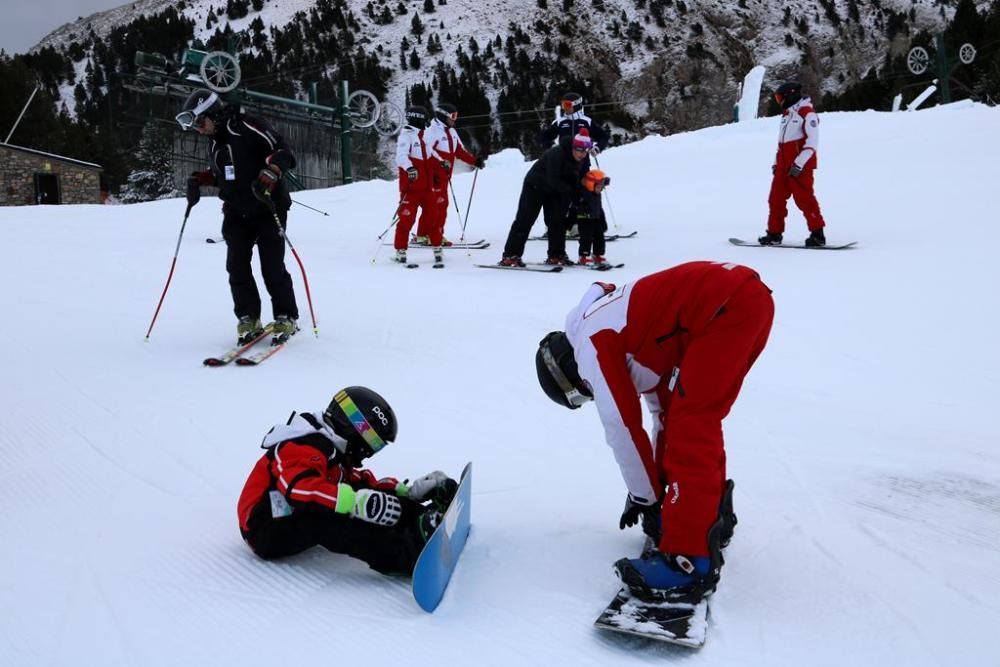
[0,143,103,206]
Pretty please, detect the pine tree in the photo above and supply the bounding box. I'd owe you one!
[120,122,177,203]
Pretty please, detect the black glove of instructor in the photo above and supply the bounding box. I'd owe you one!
[619,493,660,533]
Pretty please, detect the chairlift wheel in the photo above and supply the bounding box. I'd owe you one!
[347,90,380,128]
[374,102,403,136]
[199,51,241,93]
[907,47,930,76]
[959,43,976,66]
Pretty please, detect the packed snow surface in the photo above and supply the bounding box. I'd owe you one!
[2,101,999,665]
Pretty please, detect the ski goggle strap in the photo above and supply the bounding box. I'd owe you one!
[333,390,388,453]
[539,337,591,409]
[175,92,220,130]
[438,107,458,121]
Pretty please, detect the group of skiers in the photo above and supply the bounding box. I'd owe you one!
[171,80,825,603]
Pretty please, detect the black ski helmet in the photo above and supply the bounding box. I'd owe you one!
[176,89,223,130]
[536,332,592,410]
[405,105,429,128]
[435,102,458,125]
[774,81,803,110]
[323,386,398,464]
[561,92,584,114]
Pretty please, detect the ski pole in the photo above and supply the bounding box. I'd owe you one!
[291,198,329,216]
[592,151,620,232]
[262,192,319,338]
[144,202,193,341]
[459,168,479,243]
[371,184,413,264]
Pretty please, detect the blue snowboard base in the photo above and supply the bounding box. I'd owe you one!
[411,462,472,612]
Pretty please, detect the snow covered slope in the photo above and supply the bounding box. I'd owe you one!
[1,102,999,665]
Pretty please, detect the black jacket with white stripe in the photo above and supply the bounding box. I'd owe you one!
[208,112,297,217]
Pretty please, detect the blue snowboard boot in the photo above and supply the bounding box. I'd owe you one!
[615,517,725,600]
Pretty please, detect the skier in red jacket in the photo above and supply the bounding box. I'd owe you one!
[535,261,773,598]
[759,81,828,247]
[237,386,457,575]
[393,106,435,265]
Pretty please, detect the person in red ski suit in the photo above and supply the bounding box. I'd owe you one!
[418,103,482,250]
[759,81,828,247]
[535,261,773,596]
[237,386,457,575]
[393,106,437,264]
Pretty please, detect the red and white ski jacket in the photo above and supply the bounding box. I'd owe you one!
[564,262,763,503]
[774,96,819,171]
[237,411,401,532]
[425,118,476,185]
[395,124,433,191]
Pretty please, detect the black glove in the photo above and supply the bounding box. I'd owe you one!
[619,493,660,531]
[440,159,452,172]
[186,177,201,207]
[407,471,458,510]
[474,155,486,169]
[788,164,803,178]
[406,167,418,181]
[771,164,777,175]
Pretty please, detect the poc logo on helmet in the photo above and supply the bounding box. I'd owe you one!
[371,406,389,426]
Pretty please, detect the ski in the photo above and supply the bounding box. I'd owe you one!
[475,263,563,273]
[235,337,289,366]
[383,240,490,250]
[203,324,275,367]
[564,262,625,271]
[729,237,857,250]
[527,231,636,242]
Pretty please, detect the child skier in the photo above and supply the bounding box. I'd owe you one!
[570,169,611,266]
[237,386,458,575]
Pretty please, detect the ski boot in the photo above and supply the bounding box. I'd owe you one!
[236,316,264,345]
[593,254,608,267]
[578,253,593,266]
[758,232,783,246]
[544,254,575,266]
[433,247,444,268]
[271,315,298,345]
[394,249,408,264]
[498,255,525,267]
[615,517,725,601]
[410,234,430,247]
[805,229,826,247]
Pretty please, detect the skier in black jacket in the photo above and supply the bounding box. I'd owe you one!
[537,92,610,152]
[499,131,593,266]
[178,90,299,344]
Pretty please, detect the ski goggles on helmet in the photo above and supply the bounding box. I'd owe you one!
[333,389,388,454]
[175,92,220,130]
[773,92,785,106]
[439,108,459,121]
[539,334,592,409]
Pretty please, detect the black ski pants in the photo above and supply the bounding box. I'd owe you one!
[576,212,607,257]
[242,497,429,575]
[222,207,299,321]
[502,183,570,259]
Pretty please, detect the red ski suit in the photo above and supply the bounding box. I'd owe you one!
[564,262,773,556]
[394,124,439,250]
[767,97,826,234]
[418,118,476,239]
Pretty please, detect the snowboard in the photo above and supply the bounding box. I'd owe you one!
[412,462,473,612]
[595,587,710,649]
[729,237,857,250]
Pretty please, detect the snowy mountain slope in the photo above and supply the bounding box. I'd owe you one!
[32,0,988,124]
[1,102,999,665]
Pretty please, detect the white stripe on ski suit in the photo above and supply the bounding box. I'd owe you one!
[565,283,662,503]
[777,96,820,170]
